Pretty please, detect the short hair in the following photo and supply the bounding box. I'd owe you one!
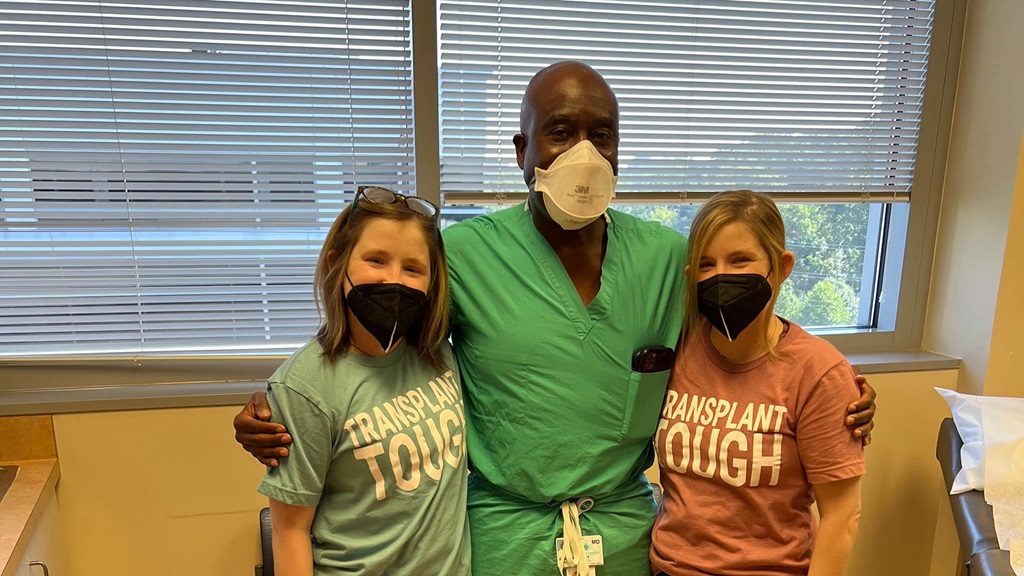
[313,196,450,370]
[683,190,787,354]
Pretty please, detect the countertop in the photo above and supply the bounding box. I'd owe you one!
[0,459,60,576]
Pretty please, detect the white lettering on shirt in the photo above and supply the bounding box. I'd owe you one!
[656,394,787,487]
[343,370,466,500]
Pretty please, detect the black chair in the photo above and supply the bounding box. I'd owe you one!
[936,417,1015,576]
[259,507,274,576]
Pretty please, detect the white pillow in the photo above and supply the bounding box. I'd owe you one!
[935,387,986,494]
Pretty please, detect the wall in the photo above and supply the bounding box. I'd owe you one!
[845,369,959,576]
[52,407,266,576]
[923,0,1024,397]
[48,369,958,576]
[983,133,1024,398]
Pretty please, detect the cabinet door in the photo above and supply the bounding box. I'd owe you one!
[15,487,65,576]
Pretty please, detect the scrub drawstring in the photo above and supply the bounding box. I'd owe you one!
[559,497,594,576]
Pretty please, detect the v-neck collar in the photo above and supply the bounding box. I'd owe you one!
[519,205,618,340]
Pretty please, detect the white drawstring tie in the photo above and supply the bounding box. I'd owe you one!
[559,497,594,576]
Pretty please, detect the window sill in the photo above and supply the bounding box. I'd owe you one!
[0,350,960,416]
[0,380,267,417]
[845,350,961,374]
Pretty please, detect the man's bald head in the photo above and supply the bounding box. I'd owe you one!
[520,61,618,133]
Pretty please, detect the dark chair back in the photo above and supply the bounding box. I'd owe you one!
[260,507,274,576]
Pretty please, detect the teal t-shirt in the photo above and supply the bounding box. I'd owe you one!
[444,206,687,575]
[258,340,472,576]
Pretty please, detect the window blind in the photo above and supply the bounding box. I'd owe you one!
[0,0,414,356]
[438,0,934,203]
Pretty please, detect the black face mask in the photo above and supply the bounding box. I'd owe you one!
[696,273,773,341]
[345,276,427,351]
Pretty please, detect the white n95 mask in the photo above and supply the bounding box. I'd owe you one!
[533,140,617,230]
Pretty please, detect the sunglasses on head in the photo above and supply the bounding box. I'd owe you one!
[355,185,439,222]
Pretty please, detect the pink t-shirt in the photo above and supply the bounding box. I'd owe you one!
[650,319,865,576]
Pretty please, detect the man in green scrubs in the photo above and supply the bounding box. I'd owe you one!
[234,61,876,576]
[441,62,687,575]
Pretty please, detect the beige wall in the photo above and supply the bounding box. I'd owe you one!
[52,407,266,576]
[49,369,959,576]
[846,369,960,576]
[923,0,1024,397]
[983,133,1024,398]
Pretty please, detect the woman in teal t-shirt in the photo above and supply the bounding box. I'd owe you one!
[257,186,471,576]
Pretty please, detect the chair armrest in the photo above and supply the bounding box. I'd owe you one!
[968,549,1016,576]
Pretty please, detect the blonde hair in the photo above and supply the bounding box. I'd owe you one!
[313,197,450,370]
[683,190,787,354]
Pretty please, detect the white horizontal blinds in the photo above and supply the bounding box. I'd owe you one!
[438,0,933,200]
[0,0,414,356]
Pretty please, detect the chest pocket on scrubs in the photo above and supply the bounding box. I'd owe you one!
[619,369,671,441]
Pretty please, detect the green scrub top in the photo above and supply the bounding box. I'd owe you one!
[444,205,686,576]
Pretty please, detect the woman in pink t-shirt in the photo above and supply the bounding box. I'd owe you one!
[651,190,865,576]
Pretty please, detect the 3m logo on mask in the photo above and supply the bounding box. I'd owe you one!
[573,185,595,205]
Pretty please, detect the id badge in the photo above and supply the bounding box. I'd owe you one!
[555,534,605,574]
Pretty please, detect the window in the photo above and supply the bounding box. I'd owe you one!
[0,0,958,362]
[0,0,414,356]
[437,0,949,344]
